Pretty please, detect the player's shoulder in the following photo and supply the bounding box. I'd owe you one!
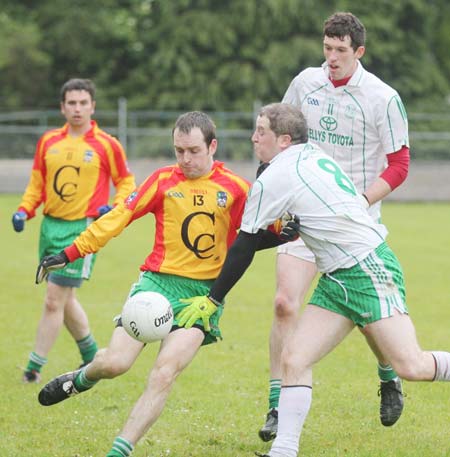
[213,161,251,192]
[360,67,401,100]
[94,125,125,149]
[294,66,325,84]
[40,126,65,141]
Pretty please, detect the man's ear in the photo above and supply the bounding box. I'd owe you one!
[355,45,365,60]
[208,138,218,156]
[278,134,293,149]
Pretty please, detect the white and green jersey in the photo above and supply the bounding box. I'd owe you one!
[240,143,387,273]
[282,61,409,220]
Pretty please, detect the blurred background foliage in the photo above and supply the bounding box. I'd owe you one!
[0,0,449,112]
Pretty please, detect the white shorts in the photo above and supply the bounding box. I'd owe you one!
[277,238,316,263]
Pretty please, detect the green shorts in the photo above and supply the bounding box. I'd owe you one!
[39,215,97,284]
[127,271,224,346]
[310,243,407,327]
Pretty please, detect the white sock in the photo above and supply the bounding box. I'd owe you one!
[269,385,312,457]
[431,351,450,381]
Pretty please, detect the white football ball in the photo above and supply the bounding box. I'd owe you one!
[121,291,173,343]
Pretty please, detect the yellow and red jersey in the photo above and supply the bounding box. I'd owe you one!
[68,161,250,280]
[18,121,135,220]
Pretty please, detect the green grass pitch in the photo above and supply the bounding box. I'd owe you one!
[1,194,449,456]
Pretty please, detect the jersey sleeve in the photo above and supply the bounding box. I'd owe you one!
[282,74,302,105]
[240,176,290,234]
[377,93,410,154]
[73,203,133,256]
[18,136,47,219]
[105,136,136,205]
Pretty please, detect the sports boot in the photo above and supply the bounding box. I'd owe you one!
[379,377,404,426]
[22,370,41,384]
[38,370,81,406]
[258,408,278,442]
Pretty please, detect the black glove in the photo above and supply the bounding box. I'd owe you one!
[279,212,300,242]
[12,211,27,232]
[36,251,69,284]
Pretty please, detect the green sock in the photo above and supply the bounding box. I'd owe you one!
[106,436,134,457]
[77,334,98,363]
[74,367,98,392]
[268,378,282,409]
[378,363,398,382]
[26,352,48,373]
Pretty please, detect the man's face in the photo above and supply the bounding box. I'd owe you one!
[251,115,280,163]
[60,90,95,128]
[323,35,365,81]
[173,127,217,179]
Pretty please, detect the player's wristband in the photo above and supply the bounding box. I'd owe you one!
[207,294,223,308]
[362,193,370,205]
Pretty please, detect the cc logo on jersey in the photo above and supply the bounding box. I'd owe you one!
[53,165,80,202]
[181,211,215,259]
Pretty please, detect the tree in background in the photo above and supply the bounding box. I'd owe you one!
[0,0,449,112]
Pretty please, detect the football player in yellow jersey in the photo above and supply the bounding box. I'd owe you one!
[12,78,135,384]
[35,111,299,457]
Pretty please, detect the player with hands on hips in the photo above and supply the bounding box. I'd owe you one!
[36,111,299,457]
[179,103,450,457]
[258,11,410,441]
[14,78,135,384]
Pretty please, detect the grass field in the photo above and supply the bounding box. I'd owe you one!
[1,194,450,457]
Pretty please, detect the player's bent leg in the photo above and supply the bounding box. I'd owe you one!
[363,311,437,382]
[266,306,354,457]
[118,327,204,445]
[63,292,98,367]
[362,311,450,425]
[90,327,145,380]
[38,327,145,407]
[362,332,404,426]
[38,369,81,405]
[260,253,317,442]
[23,282,71,383]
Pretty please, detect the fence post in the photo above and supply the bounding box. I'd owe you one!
[252,100,262,167]
[118,97,127,152]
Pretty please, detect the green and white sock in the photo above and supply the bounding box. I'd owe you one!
[106,436,134,457]
[74,367,98,392]
[269,378,282,409]
[76,334,98,364]
[26,352,47,373]
[378,363,398,382]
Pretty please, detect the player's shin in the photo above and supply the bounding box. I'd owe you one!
[268,385,312,457]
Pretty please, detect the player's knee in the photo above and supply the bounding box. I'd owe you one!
[94,348,131,378]
[274,292,298,320]
[392,357,426,381]
[150,360,180,389]
[44,295,63,314]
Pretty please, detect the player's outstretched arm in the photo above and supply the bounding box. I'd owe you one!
[35,251,69,284]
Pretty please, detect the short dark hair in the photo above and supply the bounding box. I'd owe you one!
[60,78,96,102]
[323,12,366,50]
[173,111,216,146]
[259,103,308,145]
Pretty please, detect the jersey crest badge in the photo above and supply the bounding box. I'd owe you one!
[125,191,138,205]
[83,150,94,162]
[216,191,227,208]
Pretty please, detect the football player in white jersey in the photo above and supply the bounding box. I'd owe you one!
[258,12,410,440]
[177,103,450,457]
